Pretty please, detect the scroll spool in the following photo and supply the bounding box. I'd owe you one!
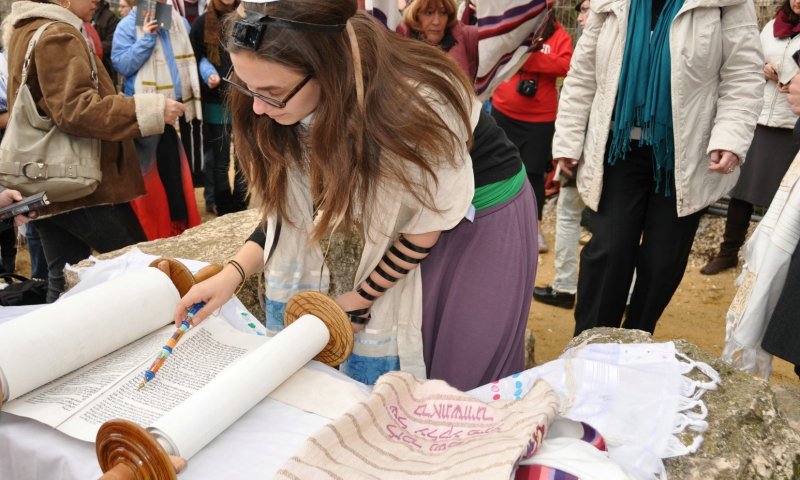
[96,290,354,479]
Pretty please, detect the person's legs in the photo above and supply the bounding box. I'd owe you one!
[209,123,246,216]
[231,157,249,212]
[574,144,651,336]
[34,204,146,302]
[0,227,17,274]
[203,146,216,215]
[533,185,583,308]
[700,198,753,275]
[35,218,92,303]
[553,186,584,294]
[623,193,703,334]
[24,223,48,280]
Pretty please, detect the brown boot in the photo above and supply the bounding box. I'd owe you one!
[700,255,738,275]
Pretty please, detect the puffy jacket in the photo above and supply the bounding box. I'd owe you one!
[758,19,800,129]
[552,0,764,217]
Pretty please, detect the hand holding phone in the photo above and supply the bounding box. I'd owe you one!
[0,191,49,222]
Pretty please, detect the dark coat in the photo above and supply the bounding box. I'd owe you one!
[761,243,800,366]
[91,0,120,80]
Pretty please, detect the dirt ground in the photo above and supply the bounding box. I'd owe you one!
[531,199,800,388]
[12,191,798,387]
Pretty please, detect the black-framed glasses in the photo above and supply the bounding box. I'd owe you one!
[222,69,312,109]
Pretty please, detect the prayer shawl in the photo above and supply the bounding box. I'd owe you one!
[274,372,560,480]
[722,152,800,379]
[367,0,552,101]
[133,1,202,124]
[261,95,482,384]
[470,341,720,480]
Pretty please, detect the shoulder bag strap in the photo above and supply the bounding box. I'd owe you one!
[20,21,99,91]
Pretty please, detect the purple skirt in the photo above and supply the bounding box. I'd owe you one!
[421,181,538,391]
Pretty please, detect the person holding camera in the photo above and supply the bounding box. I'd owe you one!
[491,13,573,253]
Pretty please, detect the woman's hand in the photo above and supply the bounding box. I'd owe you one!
[788,74,800,114]
[556,157,579,178]
[163,98,185,126]
[708,149,740,175]
[208,74,221,89]
[172,266,242,327]
[764,63,779,82]
[334,290,373,333]
[143,18,159,35]
[0,189,37,226]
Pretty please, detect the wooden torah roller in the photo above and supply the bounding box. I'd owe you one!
[0,260,221,412]
[148,258,223,297]
[96,290,354,479]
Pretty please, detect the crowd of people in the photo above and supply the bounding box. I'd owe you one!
[0,0,796,393]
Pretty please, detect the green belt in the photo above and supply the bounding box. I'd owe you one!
[472,165,526,211]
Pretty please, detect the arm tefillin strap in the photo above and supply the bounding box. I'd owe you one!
[398,234,433,254]
[354,234,432,304]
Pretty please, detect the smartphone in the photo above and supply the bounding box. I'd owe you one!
[0,192,50,221]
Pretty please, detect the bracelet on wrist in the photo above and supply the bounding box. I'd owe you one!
[226,259,247,295]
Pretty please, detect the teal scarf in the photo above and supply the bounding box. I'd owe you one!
[608,0,685,195]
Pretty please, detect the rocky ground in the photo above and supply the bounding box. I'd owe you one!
[531,198,800,388]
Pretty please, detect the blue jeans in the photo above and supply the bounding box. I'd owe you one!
[25,222,48,280]
[34,203,146,302]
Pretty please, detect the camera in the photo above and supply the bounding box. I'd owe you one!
[517,78,538,97]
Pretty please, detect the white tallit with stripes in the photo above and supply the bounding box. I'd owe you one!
[133,0,202,123]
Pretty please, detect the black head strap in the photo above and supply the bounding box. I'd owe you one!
[232,10,346,50]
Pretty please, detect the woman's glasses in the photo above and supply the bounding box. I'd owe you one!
[222,70,312,109]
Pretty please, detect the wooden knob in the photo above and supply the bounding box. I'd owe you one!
[96,419,184,480]
[148,258,223,297]
[149,258,195,297]
[283,291,354,367]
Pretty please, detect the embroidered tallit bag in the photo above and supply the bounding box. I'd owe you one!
[275,371,560,480]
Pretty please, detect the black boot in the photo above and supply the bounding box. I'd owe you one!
[701,199,753,275]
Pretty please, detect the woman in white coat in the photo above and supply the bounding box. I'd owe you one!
[701,0,800,275]
[552,0,764,335]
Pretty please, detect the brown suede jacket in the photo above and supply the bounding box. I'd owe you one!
[3,1,166,217]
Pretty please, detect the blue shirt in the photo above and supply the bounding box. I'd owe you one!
[111,8,211,98]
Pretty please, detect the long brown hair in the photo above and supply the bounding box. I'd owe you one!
[224,0,474,240]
